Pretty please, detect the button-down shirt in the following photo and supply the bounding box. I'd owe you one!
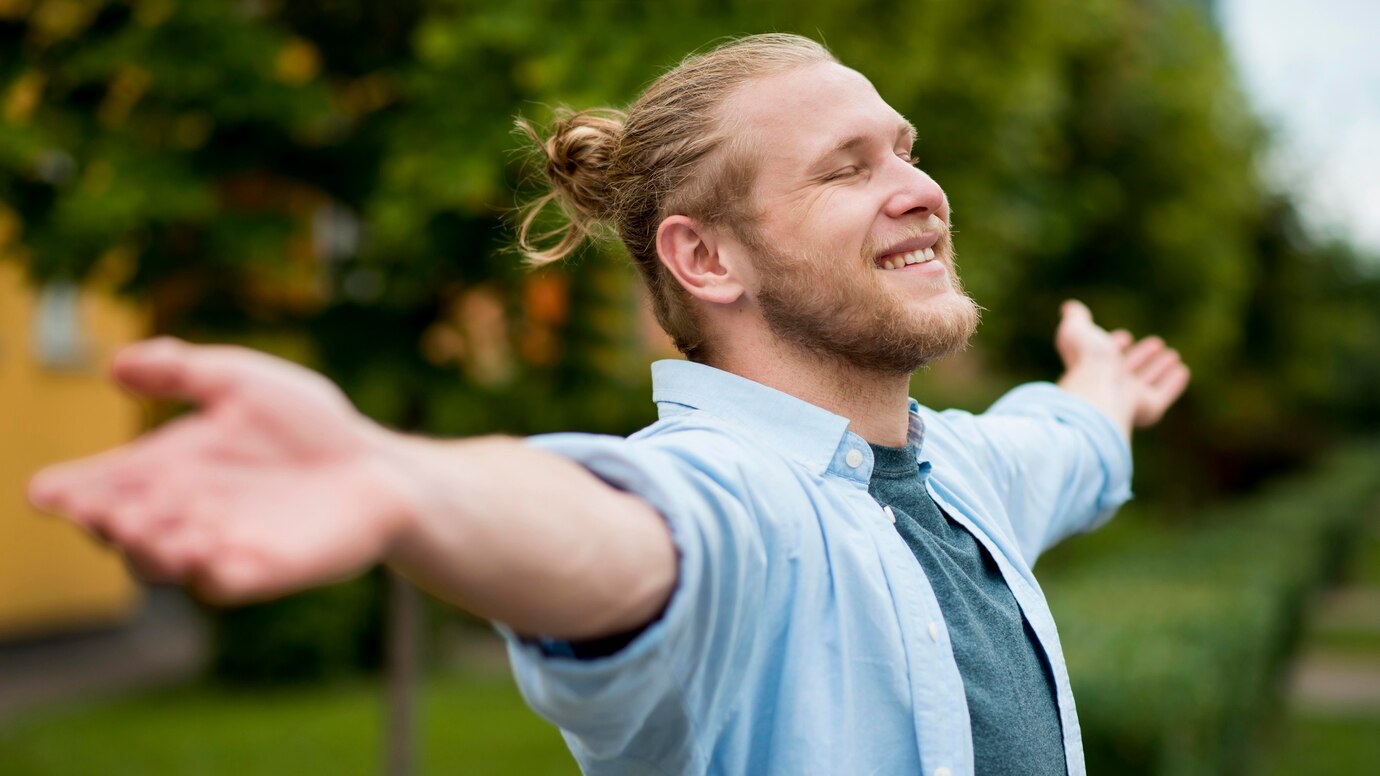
[505,359,1132,775]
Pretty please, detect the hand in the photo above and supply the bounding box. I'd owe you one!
[27,338,409,604]
[1054,300,1191,434]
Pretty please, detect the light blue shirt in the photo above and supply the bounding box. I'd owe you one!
[505,360,1132,775]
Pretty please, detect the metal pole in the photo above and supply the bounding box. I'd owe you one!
[384,570,421,776]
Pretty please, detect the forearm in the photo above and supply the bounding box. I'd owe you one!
[372,433,677,640]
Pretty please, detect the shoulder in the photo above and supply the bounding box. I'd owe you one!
[529,411,819,530]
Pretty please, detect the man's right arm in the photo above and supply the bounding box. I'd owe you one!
[378,435,676,641]
[27,338,677,643]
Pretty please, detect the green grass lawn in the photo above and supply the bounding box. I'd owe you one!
[0,669,577,775]
[1264,713,1380,776]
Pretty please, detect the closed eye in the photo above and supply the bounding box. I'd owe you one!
[823,166,861,182]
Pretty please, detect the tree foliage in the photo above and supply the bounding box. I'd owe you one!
[2,0,1376,490]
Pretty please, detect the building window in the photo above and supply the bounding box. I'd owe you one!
[32,282,91,371]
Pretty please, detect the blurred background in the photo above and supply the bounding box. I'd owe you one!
[1,0,1378,773]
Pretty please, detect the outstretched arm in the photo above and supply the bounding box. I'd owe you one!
[27,339,676,640]
[952,302,1190,560]
[1053,300,1191,437]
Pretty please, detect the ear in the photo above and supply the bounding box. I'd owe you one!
[655,215,747,306]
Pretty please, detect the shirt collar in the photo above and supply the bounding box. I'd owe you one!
[650,359,928,483]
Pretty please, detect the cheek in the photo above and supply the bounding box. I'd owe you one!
[777,185,854,229]
[761,189,881,269]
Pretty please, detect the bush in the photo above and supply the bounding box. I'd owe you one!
[1044,444,1380,775]
[210,572,384,685]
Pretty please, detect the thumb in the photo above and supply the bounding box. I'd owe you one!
[1056,299,1090,351]
[1055,299,1111,365]
[111,337,237,405]
[1059,299,1093,328]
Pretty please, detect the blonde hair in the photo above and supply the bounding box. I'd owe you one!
[516,33,836,361]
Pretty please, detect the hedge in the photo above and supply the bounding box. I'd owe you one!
[1044,444,1380,775]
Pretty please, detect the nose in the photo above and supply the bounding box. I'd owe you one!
[883,161,948,223]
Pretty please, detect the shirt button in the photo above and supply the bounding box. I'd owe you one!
[845,448,864,468]
[933,768,952,776]
[883,506,896,524]
[928,622,940,642]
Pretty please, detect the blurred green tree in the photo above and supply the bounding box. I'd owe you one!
[3,0,1377,675]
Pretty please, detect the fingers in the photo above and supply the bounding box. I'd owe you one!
[1123,335,1167,372]
[72,483,318,605]
[52,478,230,591]
[1139,348,1183,385]
[28,431,224,584]
[112,337,238,404]
[1133,365,1192,428]
[1126,338,1186,400]
[28,417,217,522]
[113,338,295,404]
[30,459,152,533]
[1147,363,1192,411]
[126,512,216,584]
[28,457,114,519]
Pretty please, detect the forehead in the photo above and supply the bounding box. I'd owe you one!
[722,62,907,172]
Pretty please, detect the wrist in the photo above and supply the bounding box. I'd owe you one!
[356,422,435,560]
[1057,367,1134,438]
[364,430,519,568]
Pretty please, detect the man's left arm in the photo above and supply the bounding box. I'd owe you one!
[962,301,1190,562]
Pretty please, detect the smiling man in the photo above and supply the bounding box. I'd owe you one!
[30,34,1188,775]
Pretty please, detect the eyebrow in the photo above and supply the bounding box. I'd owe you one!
[807,119,917,174]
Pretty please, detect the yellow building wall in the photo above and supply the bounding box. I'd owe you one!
[0,260,143,639]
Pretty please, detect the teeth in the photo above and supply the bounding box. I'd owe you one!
[878,247,937,270]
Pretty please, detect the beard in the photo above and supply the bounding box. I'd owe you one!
[745,223,980,376]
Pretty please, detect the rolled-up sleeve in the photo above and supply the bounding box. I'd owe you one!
[499,429,766,770]
[947,382,1133,564]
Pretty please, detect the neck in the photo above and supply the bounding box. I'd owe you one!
[710,339,915,448]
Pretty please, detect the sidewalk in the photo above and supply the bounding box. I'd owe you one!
[1289,586,1380,713]
[1270,519,1380,772]
[0,588,209,728]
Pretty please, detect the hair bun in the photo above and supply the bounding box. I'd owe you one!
[516,108,625,265]
[544,109,622,220]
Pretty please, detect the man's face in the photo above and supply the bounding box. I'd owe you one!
[723,62,979,375]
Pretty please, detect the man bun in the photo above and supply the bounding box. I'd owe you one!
[516,108,625,266]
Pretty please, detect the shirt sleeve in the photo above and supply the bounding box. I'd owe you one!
[497,429,768,768]
[942,382,1133,564]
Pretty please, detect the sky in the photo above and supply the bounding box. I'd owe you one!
[1219,0,1380,258]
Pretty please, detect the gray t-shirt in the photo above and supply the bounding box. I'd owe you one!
[868,442,1066,775]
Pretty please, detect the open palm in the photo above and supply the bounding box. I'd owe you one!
[28,339,406,603]
[1055,301,1191,430]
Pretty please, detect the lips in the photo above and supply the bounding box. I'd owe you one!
[874,232,942,270]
